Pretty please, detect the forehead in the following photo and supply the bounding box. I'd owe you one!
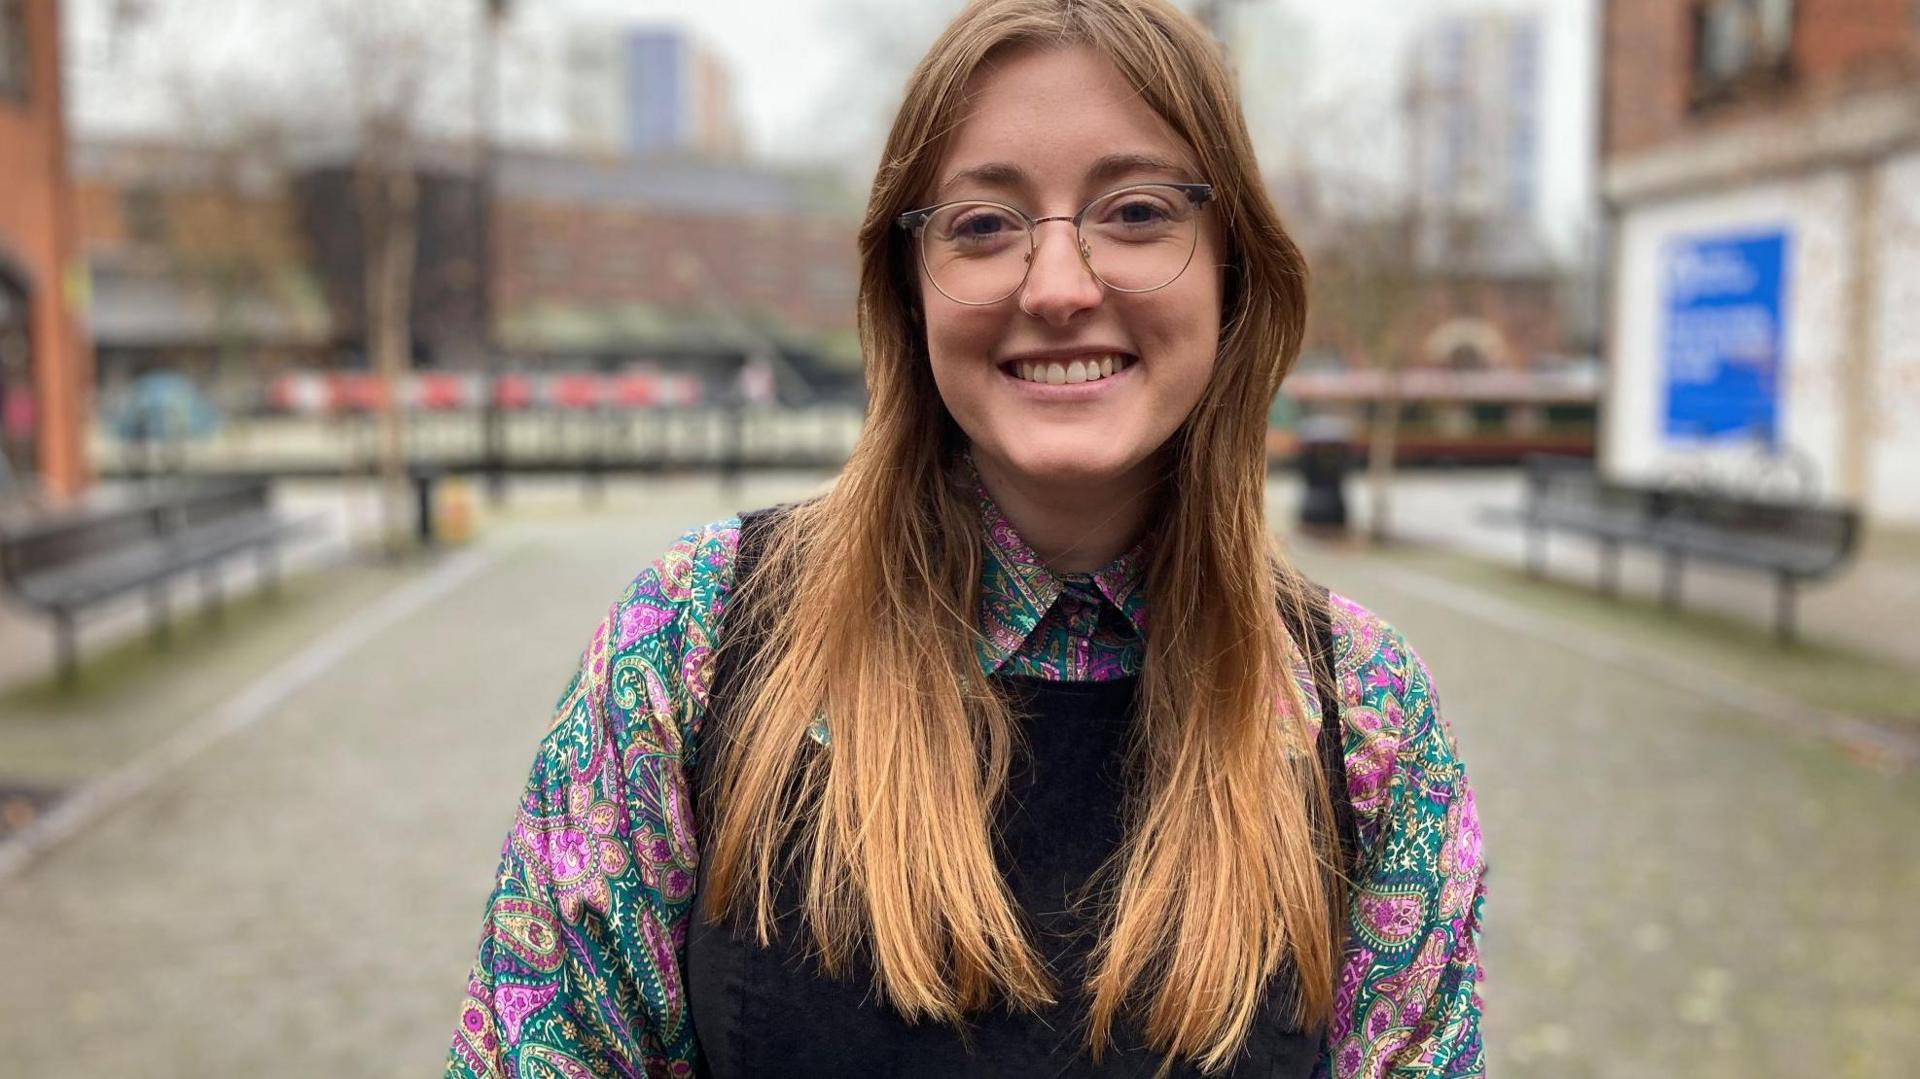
[934,44,1199,199]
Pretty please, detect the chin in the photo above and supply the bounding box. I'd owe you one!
[991,436,1158,492]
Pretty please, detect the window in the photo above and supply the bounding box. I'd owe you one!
[123,187,167,246]
[0,0,28,104]
[1447,344,1490,372]
[0,271,35,485]
[1690,0,1796,109]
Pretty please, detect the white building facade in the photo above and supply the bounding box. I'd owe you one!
[1600,2,1920,524]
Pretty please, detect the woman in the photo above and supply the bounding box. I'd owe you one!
[447,1,1484,1076]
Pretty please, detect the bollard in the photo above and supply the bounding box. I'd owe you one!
[411,466,444,546]
[1296,413,1353,534]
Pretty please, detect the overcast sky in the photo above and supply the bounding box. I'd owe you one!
[544,0,1597,253]
[66,0,1596,252]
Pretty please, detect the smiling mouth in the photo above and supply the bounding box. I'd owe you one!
[1002,353,1137,386]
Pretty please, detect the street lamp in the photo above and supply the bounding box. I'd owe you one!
[476,0,510,503]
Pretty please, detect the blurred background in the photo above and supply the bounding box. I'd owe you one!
[0,0,1915,1075]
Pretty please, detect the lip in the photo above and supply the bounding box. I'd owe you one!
[998,350,1137,397]
[997,346,1134,369]
[995,347,1138,384]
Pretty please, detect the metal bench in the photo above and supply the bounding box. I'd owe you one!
[1500,455,1858,641]
[0,479,311,683]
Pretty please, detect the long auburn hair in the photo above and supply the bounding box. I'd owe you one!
[700,0,1339,1071]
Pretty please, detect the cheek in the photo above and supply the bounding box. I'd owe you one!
[1136,280,1223,385]
[924,303,1006,371]
[921,304,1008,428]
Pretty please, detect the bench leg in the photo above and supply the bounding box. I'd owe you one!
[257,544,282,598]
[200,565,224,624]
[148,583,171,648]
[1775,574,1798,644]
[1599,539,1621,597]
[1661,550,1683,611]
[53,610,78,687]
[1526,524,1546,578]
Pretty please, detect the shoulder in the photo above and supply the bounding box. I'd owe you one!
[1323,591,1468,855]
[610,515,742,635]
[595,515,743,672]
[1324,591,1435,722]
[541,516,743,749]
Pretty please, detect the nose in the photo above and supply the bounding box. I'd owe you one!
[1017,221,1102,325]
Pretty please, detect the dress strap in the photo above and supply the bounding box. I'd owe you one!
[1279,578,1359,875]
[1309,584,1360,879]
[696,506,796,774]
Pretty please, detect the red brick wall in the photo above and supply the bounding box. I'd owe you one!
[1409,278,1566,369]
[495,199,858,341]
[0,0,89,498]
[1302,275,1565,372]
[1603,0,1920,161]
[75,180,307,267]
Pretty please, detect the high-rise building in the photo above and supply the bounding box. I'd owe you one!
[1406,11,1545,236]
[563,29,626,154]
[565,26,742,160]
[1218,1,1314,178]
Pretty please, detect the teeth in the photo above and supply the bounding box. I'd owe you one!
[1009,354,1132,384]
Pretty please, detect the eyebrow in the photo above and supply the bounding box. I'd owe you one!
[937,152,1194,200]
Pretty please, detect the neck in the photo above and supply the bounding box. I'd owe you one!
[971,451,1161,574]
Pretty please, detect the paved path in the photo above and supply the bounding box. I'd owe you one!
[1288,542,1920,1078]
[0,476,1913,1077]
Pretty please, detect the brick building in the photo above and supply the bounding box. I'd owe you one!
[492,152,857,361]
[1271,161,1585,457]
[73,138,333,399]
[0,0,89,499]
[72,139,861,392]
[1600,0,1920,522]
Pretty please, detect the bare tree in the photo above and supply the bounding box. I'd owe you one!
[318,0,472,553]
[800,0,962,189]
[1301,202,1425,544]
[148,111,313,419]
[83,0,475,547]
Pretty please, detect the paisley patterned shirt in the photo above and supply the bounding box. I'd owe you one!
[447,493,1487,1078]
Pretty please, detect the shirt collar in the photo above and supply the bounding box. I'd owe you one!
[965,457,1150,675]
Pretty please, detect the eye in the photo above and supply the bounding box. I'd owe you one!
[948,208,1018,240]
[1107,197,1174,227]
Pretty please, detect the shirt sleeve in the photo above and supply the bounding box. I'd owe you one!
[1318,594,1487,1079]
[447,519,739,1079]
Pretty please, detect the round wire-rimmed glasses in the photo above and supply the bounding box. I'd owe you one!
[895,182,1214,307]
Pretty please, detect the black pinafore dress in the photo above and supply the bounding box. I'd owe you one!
[686,509,1356,1078]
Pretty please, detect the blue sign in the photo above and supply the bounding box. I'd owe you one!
[1660,229,1790,446]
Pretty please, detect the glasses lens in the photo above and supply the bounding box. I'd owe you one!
[1080,185,1201,293]
[919,202,1032,304]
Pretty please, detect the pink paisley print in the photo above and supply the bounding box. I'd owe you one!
[619,602,674,650]
[493,982,557,1046]
[1357,889,1427,950]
